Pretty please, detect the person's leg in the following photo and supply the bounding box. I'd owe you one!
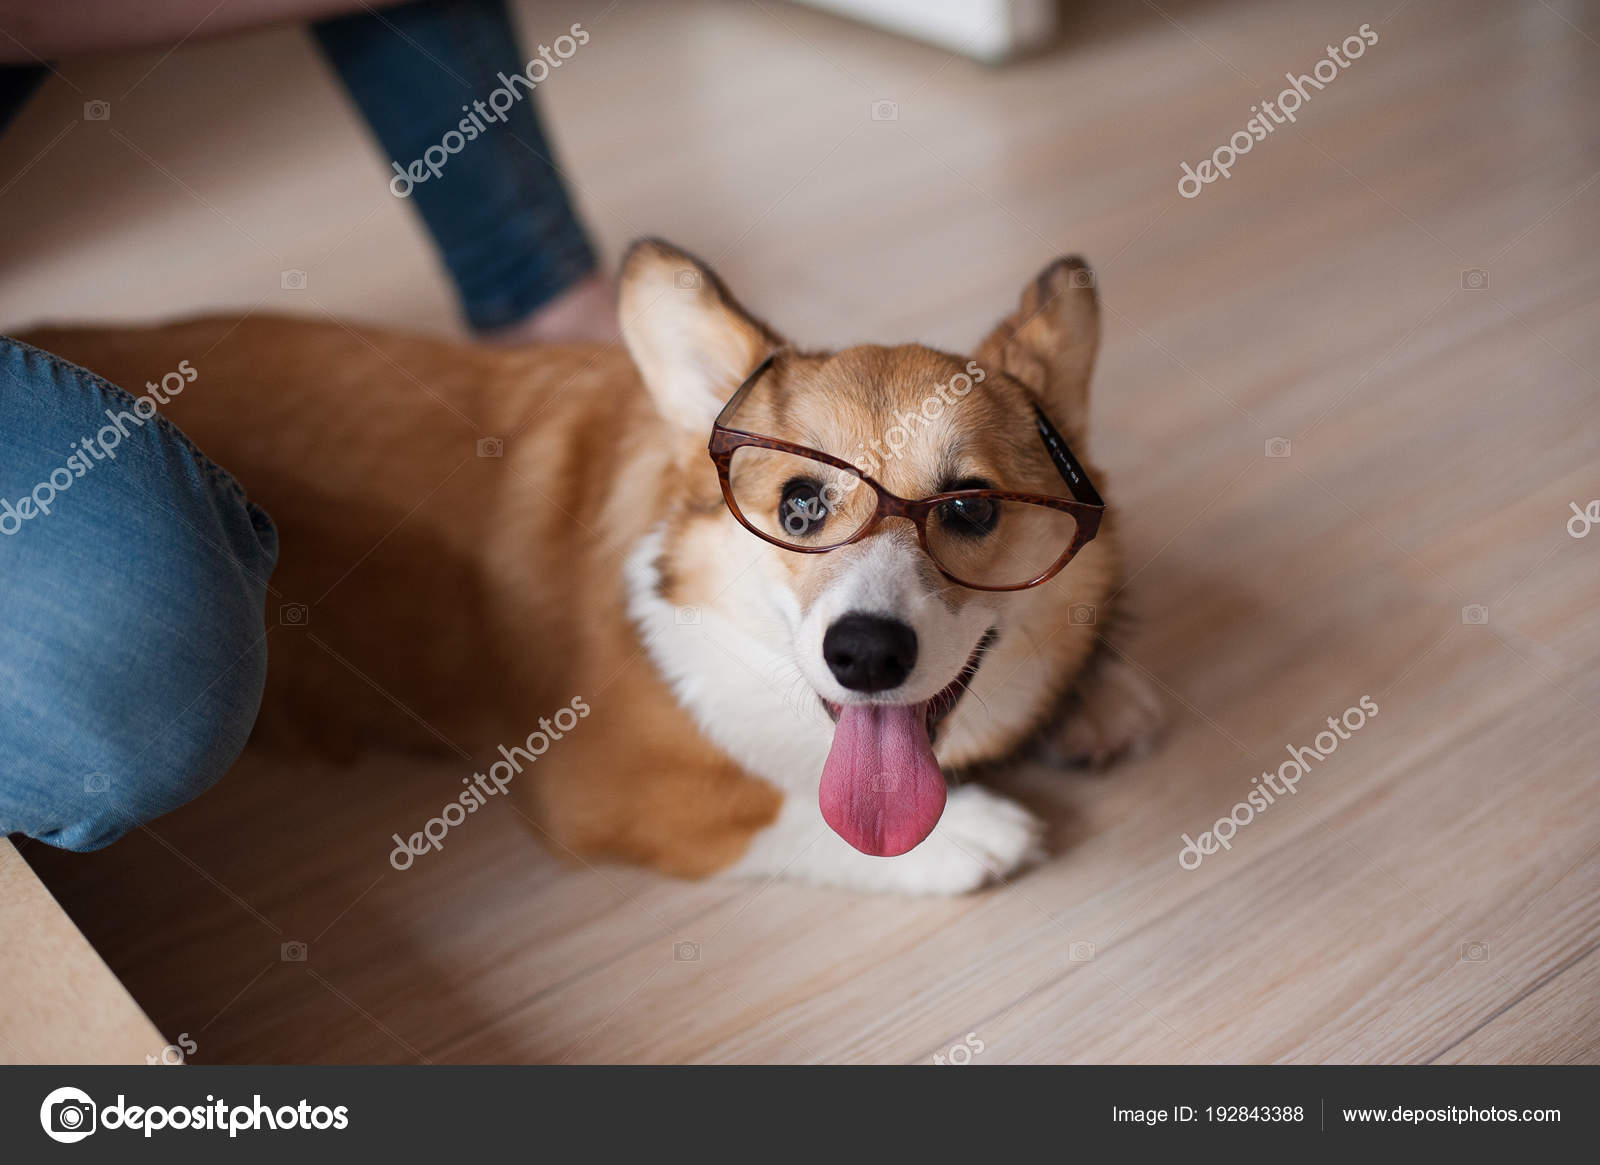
[0,338,278,850]
[312,0,606,336]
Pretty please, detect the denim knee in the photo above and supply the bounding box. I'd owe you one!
[0,338,278,850]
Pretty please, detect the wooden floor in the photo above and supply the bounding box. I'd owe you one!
[4,0,1598,1063]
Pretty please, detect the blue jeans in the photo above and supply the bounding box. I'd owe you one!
[313,0,599,329]
[0,0,598,849]
[1,0,599,331]
[0,339,279,849]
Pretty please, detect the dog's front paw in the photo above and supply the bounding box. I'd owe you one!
[1044,652,1165,769]
[725,786,1045,896]
[886,786,1045,895]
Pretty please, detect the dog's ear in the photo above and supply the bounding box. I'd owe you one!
[618,238,782,433]
[974,256,1100,434]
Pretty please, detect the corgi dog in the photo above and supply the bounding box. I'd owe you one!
[23,239,1161,894]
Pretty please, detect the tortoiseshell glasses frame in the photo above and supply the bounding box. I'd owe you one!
[706,352,1106,592]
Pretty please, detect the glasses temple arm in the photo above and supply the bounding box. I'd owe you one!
[1033,405,1104,508]
[711,350,780,432]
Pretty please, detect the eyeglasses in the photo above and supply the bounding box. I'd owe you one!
[707,352,1105,591]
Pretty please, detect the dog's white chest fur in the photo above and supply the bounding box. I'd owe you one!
[625,526,832,793]
[623,525,1047,894]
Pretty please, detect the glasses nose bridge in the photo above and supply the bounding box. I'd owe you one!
[857,485,934,557]
[865,479,927,531]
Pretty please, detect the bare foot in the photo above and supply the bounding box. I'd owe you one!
[482,273,617,345]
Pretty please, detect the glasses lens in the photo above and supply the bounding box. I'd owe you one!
[726,445,876,549]
[925,495,1080,588]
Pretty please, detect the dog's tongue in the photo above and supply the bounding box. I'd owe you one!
[819,703,946,856]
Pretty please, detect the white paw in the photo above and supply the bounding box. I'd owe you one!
[725,786,1045,896]
[878,785,1046,895]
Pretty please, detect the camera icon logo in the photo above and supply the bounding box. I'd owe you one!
[1067,267,1095,289]
[280,603,309,627]
[40,1086,97,1143]
[1265,437,1292,458]
[868,770,899,793]
[1069,940,1096,962]
[281,940,309,962]
[673,940,700,962]
[675,605,701,626]
[84,772,111,794]
[82,100,111,122]
[476,436,504,458]
[280,269,307,290]
[870,99,898,121]
[1459,940,1490,963]
[674,269,702,290]
[1461,604,1489,625]
[1460,268,1489,291]
[1069,603,1097,626]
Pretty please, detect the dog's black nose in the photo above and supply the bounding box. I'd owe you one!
[823,614,918,692]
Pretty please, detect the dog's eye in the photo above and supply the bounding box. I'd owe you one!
[936,495,998,538]
[779,477,829,539]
